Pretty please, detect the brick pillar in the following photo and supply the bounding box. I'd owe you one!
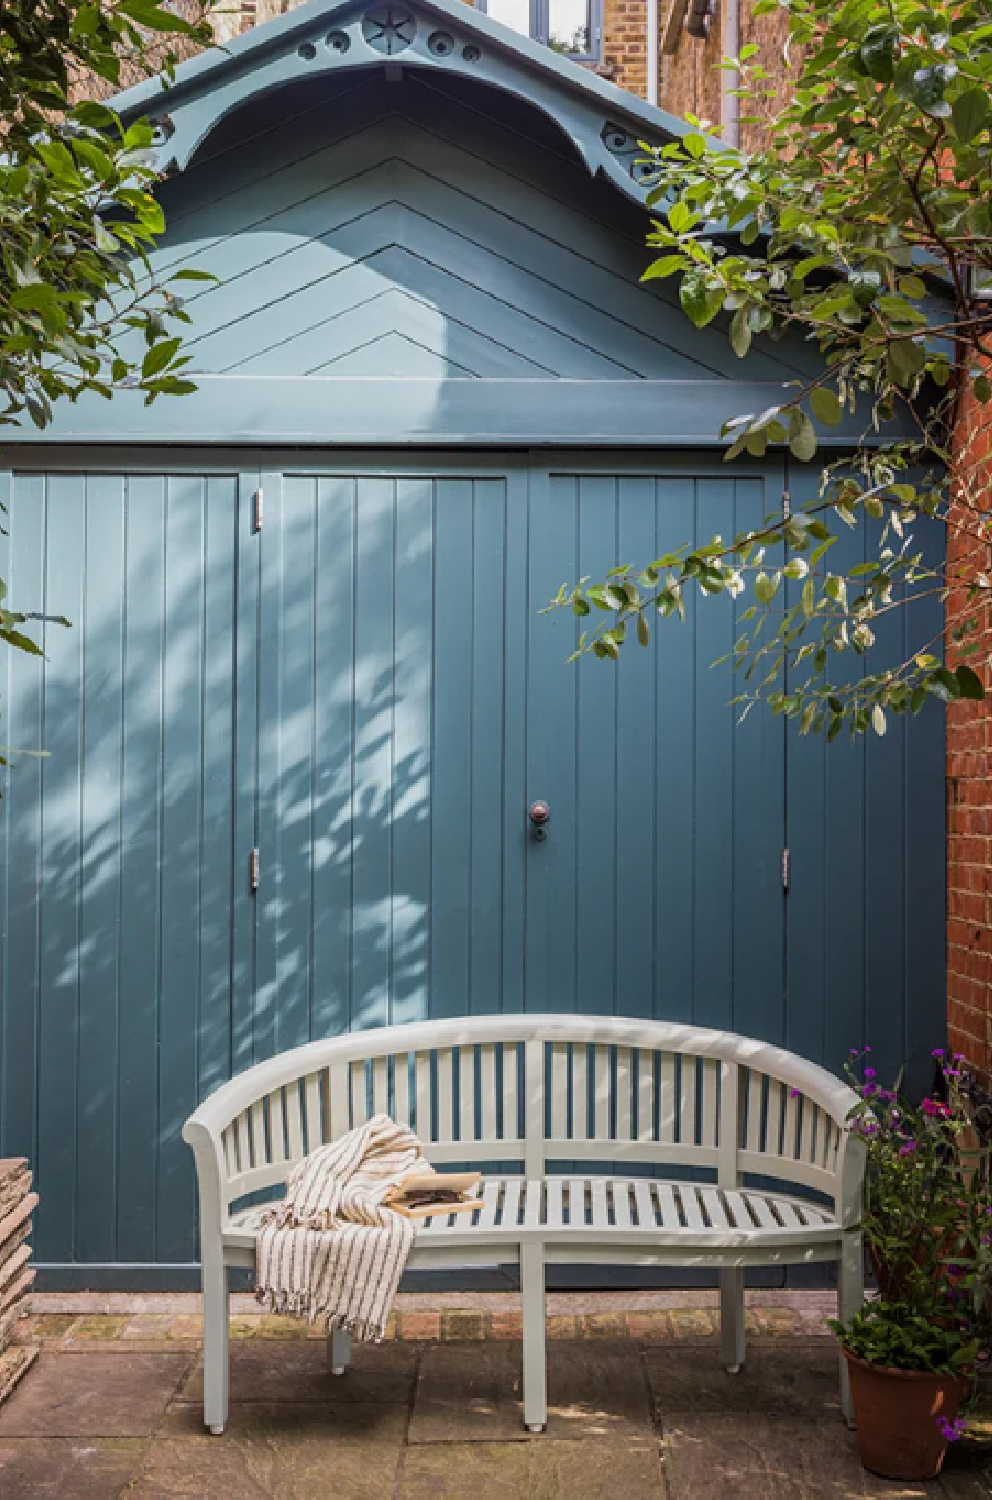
[604,0,649,98]
[947,377,992,1084]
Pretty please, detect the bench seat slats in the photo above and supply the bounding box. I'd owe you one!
[223,1178,840,1250]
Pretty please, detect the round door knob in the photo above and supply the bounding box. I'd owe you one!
[529,801,550,840]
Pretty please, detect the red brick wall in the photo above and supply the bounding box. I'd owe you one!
[946,381,992,1084]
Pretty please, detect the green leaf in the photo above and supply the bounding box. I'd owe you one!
[952,88,989,143]
[956,664,985,700]
[636,612,651,647]
[809,387,842,426]
[141,337,182,378]
[871,705,887,736]
[789,409,817,463]
[730,308,752,359]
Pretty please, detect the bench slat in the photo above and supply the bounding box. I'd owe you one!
[349,1062,368,1129]
[572,1045,588,1138]
[654,1182,680,1230]
[285,1084,304,1162]
[773,1199,804,1230]
[744,1193,777,1230]
[414,1052,431,1140]
[745,1070,762,1153]
[266,1090,286,1164]
[550,1044,568,1140]
[437,1049,455,1142]
[678,1184,706,1232]
[502,1044,519,1141]
[372,1056,389,1117]
[616,1049,632,1141]
[303,1073,322,1151]
[765,1079,783,1155]
[250,1100,266,1168]
[480,1045,497,1140]
[568,1178,586,1227]
[501,1178,522,1229]
[611,1179,631,1228]
[659,1054,677,1143]
[591,1178,609,1230]
[477,1178,501,1231]
[700,1059,719,1150]
[782,1088,800,1161]
[524,1179,543,1229]
[460,1046,475,1144]
[800,1098,815,1166]
[593,1046,610,1140]
[699,1186,729,1231]
[633,1178,655,1229]
[394,1053,411,1129]
[545,1177,564,1230]
[679,1057,697,1147]
[637,1050,654,1142]
[722,1189,752,1231]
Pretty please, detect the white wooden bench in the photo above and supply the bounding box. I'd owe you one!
[183,1015,865,1435]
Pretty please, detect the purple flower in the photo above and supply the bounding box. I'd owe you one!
[789,1087,801,1098]
[936,1416,967,1444]
[898,1141,916,1157]
[862,1083,878,1098]
[864,1066,877,1080]
[933,1048,945,1059]
[921,1097,950,1118]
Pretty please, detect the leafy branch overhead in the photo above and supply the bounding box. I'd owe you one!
[0,0,217,431]
[552,0,992,737]
[0,0,215,786]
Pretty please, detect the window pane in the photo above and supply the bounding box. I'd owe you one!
[487,0,532,37]
[549,0,591,52]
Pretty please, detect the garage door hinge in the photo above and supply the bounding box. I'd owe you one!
[253,487,263,533]
[782,847,790,892]
[782,489,791,519]
[250,848,260,893]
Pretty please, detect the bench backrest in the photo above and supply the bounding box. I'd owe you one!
[184,1015,863,1223]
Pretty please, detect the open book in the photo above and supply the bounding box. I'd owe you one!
[385,1172,483,1219]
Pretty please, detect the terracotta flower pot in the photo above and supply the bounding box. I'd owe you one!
[844,1348,971,1481]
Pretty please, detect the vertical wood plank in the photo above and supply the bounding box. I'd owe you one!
[311,475,355,1040]
[391,477,432,1026]
[304,1072,322,1151]
[394,1052,411,1127]
[285,1083,304,1161]
[699,1058,719,1150]
[745,1071,764,1153]
[615,1047,632,1141]
[267,1090,286,1163]
[571,1042,588,1139]
[36,473,84,1263]
[415,1051,432,1140]
[372,1055,389,1116]
[501,1043,519,1141]
[232,468,260,1080]
[459,1045,475,1143]
[500,464,528,1014]
[431,479,472,1020]
[75,473,124,1264]
[436,1048,455,1142]
[350,1060,369,1126]
[469,478,506,1016]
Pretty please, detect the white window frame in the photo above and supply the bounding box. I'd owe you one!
[479,0,604,61]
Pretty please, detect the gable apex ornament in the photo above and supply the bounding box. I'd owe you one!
[112,0,698,205]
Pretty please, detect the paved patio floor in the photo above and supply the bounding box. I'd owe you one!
[0,1291,989,1498]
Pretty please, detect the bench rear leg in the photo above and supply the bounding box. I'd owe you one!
[202,1256,230,1436]
[719,1267,746,1373]
[838,1232,864,1428]
[520,1243,547,1433]
[329,1325,352,1376]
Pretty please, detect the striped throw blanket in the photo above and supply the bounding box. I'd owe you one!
[255,1114,432,1340]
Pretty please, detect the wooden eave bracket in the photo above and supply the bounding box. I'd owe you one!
[661,0,688,55]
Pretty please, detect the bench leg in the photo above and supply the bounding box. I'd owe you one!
[719,1267,746,1374]
[838,1233,864,1429]
[202,1256,230,1436]
[520,1243,547,1433]
[329,1325,352,1376]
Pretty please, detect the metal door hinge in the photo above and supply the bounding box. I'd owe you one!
[250,848,260,893]
[782,489,791,519]
[252,487,263,533]
[781,847,790,892]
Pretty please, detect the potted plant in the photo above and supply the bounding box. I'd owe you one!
[829,1049,992,1481]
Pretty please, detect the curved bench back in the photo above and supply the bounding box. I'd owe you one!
[184,1016,863,1221]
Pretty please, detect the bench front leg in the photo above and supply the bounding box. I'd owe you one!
[719,1267,746,1373]
[202,1252,230,1435]
[838,1230,864,1428]
[520,1242,547,1433]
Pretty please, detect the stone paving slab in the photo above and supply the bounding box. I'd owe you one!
[662,1415,948,1498]
[408,1339,655,1443]
[133,1402,407,1498]
[0,1349,193,1437]
[397,1437,666,1498]
[181,1337,418,1406]
[644,1339,842,1418]
[0,1436,148,1498]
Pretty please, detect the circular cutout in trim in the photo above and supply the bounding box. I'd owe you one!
[462,43,481,61]
[362,5,416,54]
[326,29,351,51]
[297,40,318,59]
[428,30,455,56]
